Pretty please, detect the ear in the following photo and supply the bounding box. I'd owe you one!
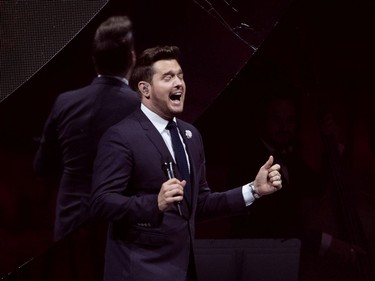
[138,81,150,98]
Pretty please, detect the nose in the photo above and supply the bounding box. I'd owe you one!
[173,76,184,88]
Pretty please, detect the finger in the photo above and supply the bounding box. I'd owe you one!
[262,155,274,170]
[180,179,187,188]
[268,171,276,178]
[268,170,280,178]
[165,195,183,205]
[272,178,282,189]
[168,186,183,197]
[268,164,281,172]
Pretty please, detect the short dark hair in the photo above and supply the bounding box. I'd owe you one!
[92,15,134,76]
[129,45,180,91]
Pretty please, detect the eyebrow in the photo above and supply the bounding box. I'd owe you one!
[161,69,183,77]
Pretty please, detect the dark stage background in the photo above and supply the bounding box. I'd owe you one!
[1,0,374,280]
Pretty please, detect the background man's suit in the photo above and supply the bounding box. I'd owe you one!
[34,76,140,240]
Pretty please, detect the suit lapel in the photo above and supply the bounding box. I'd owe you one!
[134,110,191,219]
[134,109,172,162]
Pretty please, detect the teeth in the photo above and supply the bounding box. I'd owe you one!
[170,92,182,101]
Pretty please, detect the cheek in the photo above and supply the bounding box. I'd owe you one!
[152,86,167,98]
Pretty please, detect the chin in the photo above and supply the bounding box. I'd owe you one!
[171,105,184,114]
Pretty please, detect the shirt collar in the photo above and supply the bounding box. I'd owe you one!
[141,104,176,134]
[97,74,129,85]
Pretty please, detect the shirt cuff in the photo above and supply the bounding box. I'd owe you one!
[242,183,255,206]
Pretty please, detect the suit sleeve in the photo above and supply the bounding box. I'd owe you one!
[90,127,162,226]
[191,126,247,220]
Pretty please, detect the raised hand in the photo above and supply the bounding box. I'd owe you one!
[253,155,282,197]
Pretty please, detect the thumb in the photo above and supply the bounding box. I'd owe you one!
[263,155,274,170]
[181,179,187,188]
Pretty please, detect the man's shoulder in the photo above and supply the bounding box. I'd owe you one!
[176,118,196,131]
[109,109,141,129]
[55,82,93,102]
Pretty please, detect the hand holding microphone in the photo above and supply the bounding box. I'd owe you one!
[163,161,183,216]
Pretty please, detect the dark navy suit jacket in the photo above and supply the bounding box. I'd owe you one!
[34,76,140,240]
[91,108,247,281]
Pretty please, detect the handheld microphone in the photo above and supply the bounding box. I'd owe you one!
[163,161,182,216]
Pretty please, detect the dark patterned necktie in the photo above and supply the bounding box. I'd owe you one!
[167,120,191,203]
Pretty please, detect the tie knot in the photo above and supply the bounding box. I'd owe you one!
[167,120,177,130]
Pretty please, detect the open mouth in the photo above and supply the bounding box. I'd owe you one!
[170,92,182,103]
